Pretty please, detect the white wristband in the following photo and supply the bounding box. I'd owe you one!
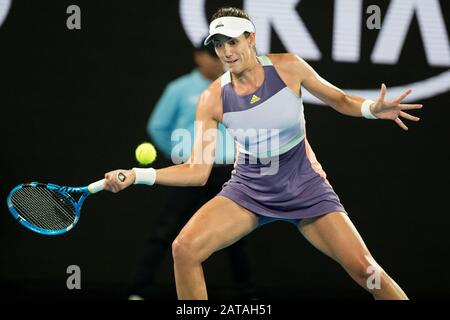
[361,99,377,119]
[133,168,156,186]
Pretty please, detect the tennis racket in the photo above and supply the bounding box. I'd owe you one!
[6,172,126,235]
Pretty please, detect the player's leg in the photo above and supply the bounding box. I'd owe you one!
[298,211,408,299]
[203,166,257,298]
[172,195,258,300]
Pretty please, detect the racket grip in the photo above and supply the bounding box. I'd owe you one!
[88,179,105,194]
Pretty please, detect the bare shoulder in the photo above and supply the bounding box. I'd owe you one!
[198,78,222,121]
[267,53,315,85]
[266,53,307,91]
[267,53,304,70]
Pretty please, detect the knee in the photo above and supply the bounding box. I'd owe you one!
[345,254,384,285]
[172,236,202,264]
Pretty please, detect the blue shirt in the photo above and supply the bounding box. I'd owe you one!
[147,69,236,164]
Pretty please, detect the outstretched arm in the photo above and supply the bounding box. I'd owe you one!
[293,55,423,130]
[104,84,220,192]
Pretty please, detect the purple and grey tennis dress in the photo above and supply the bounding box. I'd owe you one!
[218,55,346,225]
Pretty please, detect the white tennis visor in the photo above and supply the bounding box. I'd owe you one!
[204,17,255,45]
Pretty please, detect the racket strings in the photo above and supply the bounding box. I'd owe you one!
[10,186,77,230]
[19,188,74,229]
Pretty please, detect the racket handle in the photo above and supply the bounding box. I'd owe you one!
[88,179,105,194]
[88,172,126,193]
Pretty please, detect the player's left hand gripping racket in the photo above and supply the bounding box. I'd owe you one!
[6,173,126,235]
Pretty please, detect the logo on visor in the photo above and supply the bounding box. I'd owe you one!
[215,22,224,28]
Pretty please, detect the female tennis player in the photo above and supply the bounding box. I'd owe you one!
[104,7,422,300]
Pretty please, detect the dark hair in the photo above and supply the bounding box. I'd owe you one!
[211,7,252,39]
[211,7,251,21]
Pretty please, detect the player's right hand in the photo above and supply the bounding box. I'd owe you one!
[104,169,135,193]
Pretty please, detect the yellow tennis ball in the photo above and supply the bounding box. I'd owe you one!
[135,142,157,165]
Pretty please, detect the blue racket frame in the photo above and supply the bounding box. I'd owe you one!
[7,182,91,236]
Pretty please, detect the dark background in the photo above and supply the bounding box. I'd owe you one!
[0,0,449,300]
